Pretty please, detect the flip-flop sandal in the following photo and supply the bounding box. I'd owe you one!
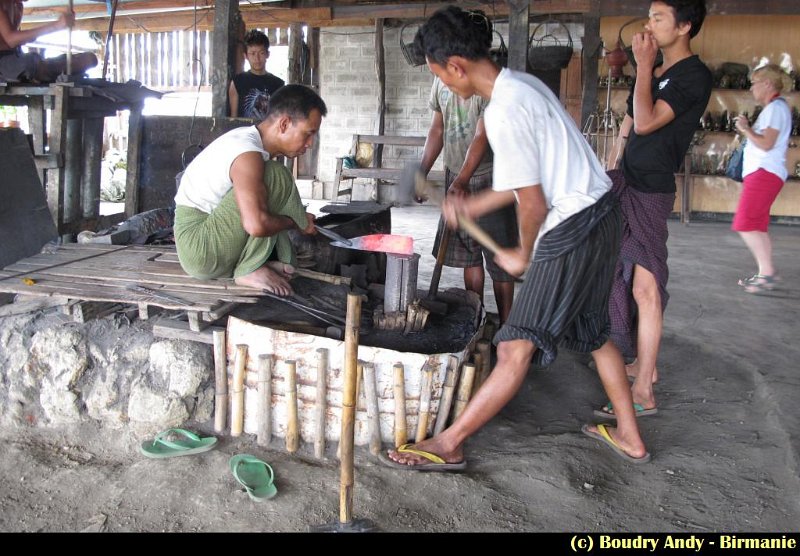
[378,443,467,472]
[230,454,277,501]
[139,428,217,459]
[738,274,779,293]
[593,401,658,419]
[581,423,651,464]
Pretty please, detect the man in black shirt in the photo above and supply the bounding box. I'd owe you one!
[229,30,285,119]
[599,0,712,420]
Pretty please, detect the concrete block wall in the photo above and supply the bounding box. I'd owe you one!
[318,25,435,200]
[315,22,585,200]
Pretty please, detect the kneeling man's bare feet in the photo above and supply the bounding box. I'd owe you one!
[235,262,295,297]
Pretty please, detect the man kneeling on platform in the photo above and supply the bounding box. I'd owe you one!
[174,84,326,296]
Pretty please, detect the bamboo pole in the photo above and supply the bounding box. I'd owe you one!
[476,340,492,387]
[314,347,328,459]
[362,362,381,456]
[471,351,484,396]
[257,354,272,447]
[285,359,299,453]
[433,355,459,435]
[294,268,352,286]
[230,344,248,437]
[415,364,434,442]
[453,363,477,420]
[392,362,407,447]
[339,293,361,525]
[212,330,227,434]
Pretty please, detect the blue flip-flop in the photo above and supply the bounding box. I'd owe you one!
[593,401,658,419]
[139,428,217,459]
[230,454,277,501]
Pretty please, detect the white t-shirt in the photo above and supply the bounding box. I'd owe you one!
[174,126,269,213]
[743,98,791,181]
[485,68,611,241]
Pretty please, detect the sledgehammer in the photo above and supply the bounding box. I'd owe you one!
[398,163,504,257]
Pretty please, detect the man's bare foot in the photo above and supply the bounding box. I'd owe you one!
[625,358,658,384]
[387,437,464,467]
[235,261,295,296]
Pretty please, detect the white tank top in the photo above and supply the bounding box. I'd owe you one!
[174,125,268,213]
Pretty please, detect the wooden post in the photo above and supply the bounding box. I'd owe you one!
[433,355,459,435]
[453,363,477,420]
[373,19,385,169]
[230,344,248,437]
[257,354,272,447]
[339,293,362,525]
[507,0,530,72]
[81,118,104,219]
[211,0,239,119]
[66,0,73,75]
[362,362,381,456]
[285,359,299,453]
[46,85,67,231]
[314,347,328,459]
[581,1,602,129]
[287,22,304,85]
[63,118,83,229]
[212,330,227,434]
[124,103,143,218]
[415,364,434,443]
[392,362,407,447]
[26,95,47,188]
[102,0,120,80]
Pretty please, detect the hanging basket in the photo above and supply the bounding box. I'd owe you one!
[489,30,508,68]
[400,23,426,67]
[618,18,663,71]
[527,19,574,71]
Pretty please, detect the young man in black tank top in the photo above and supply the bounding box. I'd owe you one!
[600,1,712,420]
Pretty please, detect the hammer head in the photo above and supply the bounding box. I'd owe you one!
[397,162,433,205]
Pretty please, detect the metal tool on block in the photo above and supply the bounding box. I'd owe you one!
[315,224,414,256]
[397,163,504,256]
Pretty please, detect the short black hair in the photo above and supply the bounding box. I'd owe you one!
[662,0,706,38]
[262,84,327,122]
[244,29,270,50]
[413,6,493,66]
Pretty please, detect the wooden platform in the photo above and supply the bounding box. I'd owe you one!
[0,243,264,332]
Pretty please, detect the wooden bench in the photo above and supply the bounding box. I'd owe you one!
[332,134,445,201]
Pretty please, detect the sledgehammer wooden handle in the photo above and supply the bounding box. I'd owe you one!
[456,214,504,256]
[414,172,504,256]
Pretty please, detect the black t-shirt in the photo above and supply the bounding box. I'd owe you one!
[232,71,285,118]
[622,55,712,194]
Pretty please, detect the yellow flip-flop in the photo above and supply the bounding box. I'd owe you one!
[378,443,467,472]
[582,424,651,464]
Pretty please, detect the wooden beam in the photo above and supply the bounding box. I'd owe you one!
[28,2,604,34]
[600,0,800,16]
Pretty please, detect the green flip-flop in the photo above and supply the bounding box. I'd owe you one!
[139,428,218,459]
[229,454,277,501]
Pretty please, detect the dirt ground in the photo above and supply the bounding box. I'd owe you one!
[1,206,799,533]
